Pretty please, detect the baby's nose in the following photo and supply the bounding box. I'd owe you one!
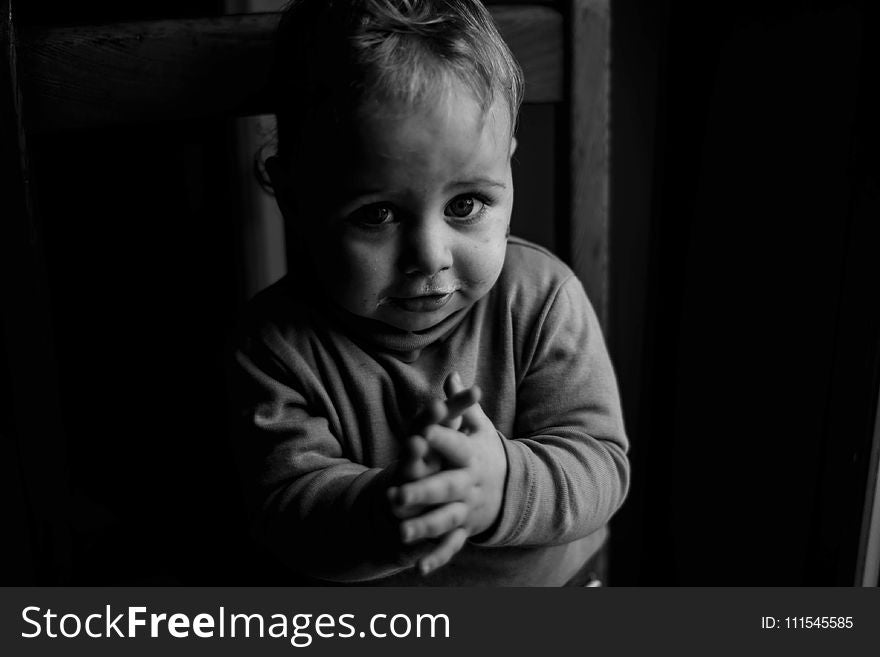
[398,221,453,276]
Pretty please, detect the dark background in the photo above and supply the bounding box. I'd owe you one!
[609,0,879,585]
[4,0,879,584]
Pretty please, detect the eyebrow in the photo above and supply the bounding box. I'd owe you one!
[446,178,507,190]
[342,187,384,200]
[342,178,507,202]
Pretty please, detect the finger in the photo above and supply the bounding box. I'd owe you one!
[404,434,429,462]
[400,501,469,544]
[457,384,484,433]
[389,500,438,521]
[392,535,442,569]
[440,387,481,428]
[424,425,473,467]
[388,455,431,517]
[387,488,443,521]
[397,435,435,481]
[409,399,447,435]
[418,527,469,575]
[396,468,472,507]
[443,371,465,398]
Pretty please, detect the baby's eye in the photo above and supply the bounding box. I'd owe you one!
[445,195,484,219]
[351,204,394,226]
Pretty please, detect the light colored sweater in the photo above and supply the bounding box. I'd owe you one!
[232,236,629,585]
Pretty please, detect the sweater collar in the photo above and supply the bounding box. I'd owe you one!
[327,304,469,362]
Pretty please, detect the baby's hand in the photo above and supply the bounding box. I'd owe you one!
[363,378,484,573]
[392,373,508,575]
[396,381,482,484]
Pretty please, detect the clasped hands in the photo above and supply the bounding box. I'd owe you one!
[380,371,507,576]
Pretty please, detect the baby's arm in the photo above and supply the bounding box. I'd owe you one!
[396,276,630,555]
[232,336,469,583]
[476,275,629,546]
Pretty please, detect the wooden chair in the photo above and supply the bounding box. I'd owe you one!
[1,0,610,583]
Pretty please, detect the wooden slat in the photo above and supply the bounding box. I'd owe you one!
[859,389,880,585]
[567,0,610,329]
[19,14,277,134]
[18,6,562,134]
[494,5,563,103]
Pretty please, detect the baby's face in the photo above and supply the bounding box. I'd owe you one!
[288,82,514,332]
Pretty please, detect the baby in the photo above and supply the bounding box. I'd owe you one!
[231,0,629,585]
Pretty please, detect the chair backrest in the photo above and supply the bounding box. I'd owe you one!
[1,0,609,582]
[9,0,610,315]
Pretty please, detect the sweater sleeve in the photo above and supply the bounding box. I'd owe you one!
[475,275,630,547]
[231,327,406,583]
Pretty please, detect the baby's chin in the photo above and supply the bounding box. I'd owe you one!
[373,298,468,333]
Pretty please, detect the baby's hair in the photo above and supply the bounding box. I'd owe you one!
[259,0,523,186]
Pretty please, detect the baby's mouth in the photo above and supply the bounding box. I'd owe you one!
[384,290,456,313]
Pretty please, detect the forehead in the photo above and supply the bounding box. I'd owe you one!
[344,83,512,181]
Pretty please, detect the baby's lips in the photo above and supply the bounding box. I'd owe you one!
[388,293,455,313]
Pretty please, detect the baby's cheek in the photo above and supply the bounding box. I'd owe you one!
[462,241,505,291]
[343,243,393,296]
